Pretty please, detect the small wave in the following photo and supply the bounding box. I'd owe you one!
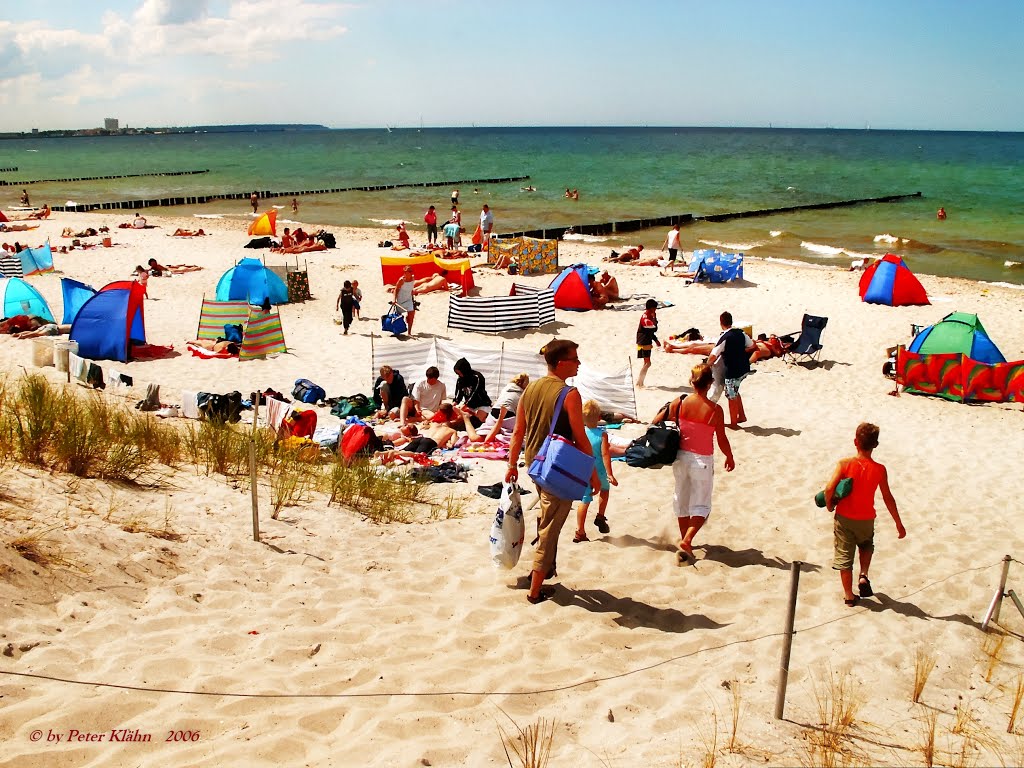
[272,204,284,209]
[193,213,224,219]
[874,233,902,244]
[562,233,608,243]
[872,233,939,252]
[1004,260,1022,269]
[698,239,765,251]
[769,230,783,238]
[762,256,830,269]
[983,281,1024,290]
[800,241,876,261]
[369,218,406,226]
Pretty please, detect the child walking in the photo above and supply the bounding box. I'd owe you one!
[573,399,617,542]
[635,299,661,388]
[351,280,362,319]
[824,422,906,606]
[337,280,355,334]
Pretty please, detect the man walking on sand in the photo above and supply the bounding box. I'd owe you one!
[250,191,259,214]
[661,223,682,271]
[480,204,494,248]
[708,312,753,428]
[506,339,599,604]
[824,422,906,606]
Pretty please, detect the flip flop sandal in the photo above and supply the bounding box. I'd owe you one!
[844,596,860,607]
[858,576,874,598]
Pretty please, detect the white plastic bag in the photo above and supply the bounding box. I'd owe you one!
[489,482,525,569]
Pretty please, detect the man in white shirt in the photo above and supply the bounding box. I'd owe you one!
[400,366,447,424]
[661,223,682,271]
[132,213,147,229]
[479,204,494,248]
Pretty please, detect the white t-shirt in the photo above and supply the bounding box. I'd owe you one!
[133,216,147,229]
[480,209,494,233]
[666,228,680,249]
[494,383,524,412]
[412,379,446,412]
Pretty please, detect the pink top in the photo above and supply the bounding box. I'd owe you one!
[677,417,714,456]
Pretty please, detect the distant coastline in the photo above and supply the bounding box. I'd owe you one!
[0,124,329,141]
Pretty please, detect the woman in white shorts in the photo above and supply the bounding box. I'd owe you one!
[672,362,736,563]
[392,265,417,335]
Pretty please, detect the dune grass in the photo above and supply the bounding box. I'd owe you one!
[913,646,937,703]
[497,710,555,768]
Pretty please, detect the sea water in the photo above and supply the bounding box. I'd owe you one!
[1,127,1021,284]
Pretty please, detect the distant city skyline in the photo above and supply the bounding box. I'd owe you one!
[2,0,1022,134]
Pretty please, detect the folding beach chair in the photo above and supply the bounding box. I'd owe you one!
[784,314,828,364]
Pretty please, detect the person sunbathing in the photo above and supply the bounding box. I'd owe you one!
[148,258,202,275]
[604,245,645,263]
[414,273,452,294]
[749,333,793,363]
[62,227,99,238]
[188,338,239,355]
[27,204,51,220]
[663,328,714,355]
[172,228,206,237]
[13,323,71,339]
[273,239,326,254]
[0,315,52,335]
[2,223,37,232]
[375,421,461,462]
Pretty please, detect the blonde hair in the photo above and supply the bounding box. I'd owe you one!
[582,399,601,427]
[511,372,529,389]
[691,363,714,391]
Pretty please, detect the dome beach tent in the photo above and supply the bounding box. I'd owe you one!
[216,258,289,306]
[908,311,1005,364]
[248,210,277,237]
[60,278,97,324]
[859,254,929,306]
[70,281,146,362]
[0,277,55,322]
[549,264,594,311]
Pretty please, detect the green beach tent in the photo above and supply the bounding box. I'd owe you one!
[908,312,1005,364]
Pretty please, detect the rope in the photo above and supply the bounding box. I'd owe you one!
[1,558,1006,700]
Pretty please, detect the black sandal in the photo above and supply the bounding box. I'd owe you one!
[594,515,610,534]
[858,575,873,598]
[844,596,860,607]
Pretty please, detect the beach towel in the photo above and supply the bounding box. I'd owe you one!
[180,391,201,420]
[131,343,177,360]
[264,396,292,432]
[608,296,675,312]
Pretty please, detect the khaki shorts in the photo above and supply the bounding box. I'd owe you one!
[833,515,875,571]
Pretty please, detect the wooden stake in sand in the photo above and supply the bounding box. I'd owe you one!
[982,555,1024,630]
[774,560,802,720]
[250,399,260,542]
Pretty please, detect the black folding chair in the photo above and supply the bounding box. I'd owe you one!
[784,314,828,364]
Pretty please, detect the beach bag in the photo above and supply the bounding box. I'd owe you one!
[624,423,680,468]
[340,424,383,463]
[489,482,525,569]
[317,231,336,248]
[197,390,243,423]
[527,387,593,500]
[381,305,408,336]
[292,378,326,404]
[223,323,243,343]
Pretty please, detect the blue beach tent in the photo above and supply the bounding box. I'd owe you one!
[0,277,55,322]
[690,250,744,283]
[70,281,146,362]
[215,258,288,306]
[60,278,97,325]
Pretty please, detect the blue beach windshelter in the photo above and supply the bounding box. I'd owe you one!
[215,258,288,306]
[70,281,146,362]
[60,278,97,325]
[690,250,744,283]
[0,277,55,322]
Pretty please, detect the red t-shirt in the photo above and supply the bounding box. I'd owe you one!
[835,457,885,520]
[424,210,437,225]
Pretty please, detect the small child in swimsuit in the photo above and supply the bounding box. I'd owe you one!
[573,399,617,542]
[351,280,362,319]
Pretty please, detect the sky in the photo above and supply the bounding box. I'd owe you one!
[1,0,1022,133]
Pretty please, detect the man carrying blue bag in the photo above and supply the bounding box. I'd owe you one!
[505,338,600,605]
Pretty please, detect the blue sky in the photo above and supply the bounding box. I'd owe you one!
[1,0,1021,132]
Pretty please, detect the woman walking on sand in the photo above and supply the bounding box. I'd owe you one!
[672,362,735,564]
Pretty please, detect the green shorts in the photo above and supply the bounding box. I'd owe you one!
[833,515,874,571]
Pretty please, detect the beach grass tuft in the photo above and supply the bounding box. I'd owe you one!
[983,632,1007,683]
[913,646,937,703]
[497,710,555,768]
[697,710,718,768]
[322,457,426,524]
[11,525,80,570]
[1008,673,1024,734]
[916,708,939,767]
[802,667,863,768]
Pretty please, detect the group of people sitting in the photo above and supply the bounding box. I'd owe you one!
[367,359,526,461]
[273,227,329,254]
[587,271,620,307]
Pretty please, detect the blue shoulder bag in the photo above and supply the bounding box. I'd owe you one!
[527,386,593,501]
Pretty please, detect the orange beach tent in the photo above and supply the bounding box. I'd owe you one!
[248,210,277,237]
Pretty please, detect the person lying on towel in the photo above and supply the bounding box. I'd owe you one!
[749,333,794,363]
[189,338,239,355]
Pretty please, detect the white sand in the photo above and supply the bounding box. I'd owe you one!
[1,211,1023,766]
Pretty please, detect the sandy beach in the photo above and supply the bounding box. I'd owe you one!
[1,210,1023,767]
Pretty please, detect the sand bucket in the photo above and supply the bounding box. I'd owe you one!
[32,337,55,368]
[54,340,79,372]
[102,237,112,247]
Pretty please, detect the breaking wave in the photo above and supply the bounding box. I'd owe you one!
[562,233,609,243]
[698,239,765,251]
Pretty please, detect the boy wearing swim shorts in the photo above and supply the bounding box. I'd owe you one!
[824,423,906,606]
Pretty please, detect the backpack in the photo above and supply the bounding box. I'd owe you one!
[223,323,243,343]
[197,391,243,424]
[340,424,383,463]
[624,422,680,468]
[330,394,375,419]
[292,378,326,404]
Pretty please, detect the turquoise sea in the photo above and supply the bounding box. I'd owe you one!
[2,127,1022,285]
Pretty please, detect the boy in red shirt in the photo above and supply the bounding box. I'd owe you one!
[825,423,907,606]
